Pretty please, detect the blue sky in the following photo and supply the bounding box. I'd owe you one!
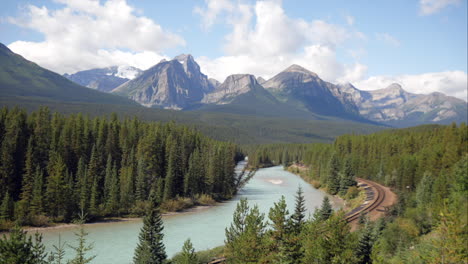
[0,0,466,99]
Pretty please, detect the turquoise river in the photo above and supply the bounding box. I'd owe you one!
[37,162,333,263]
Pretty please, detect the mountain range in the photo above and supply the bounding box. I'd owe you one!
[63,52,467,127]
[0,41,465,145]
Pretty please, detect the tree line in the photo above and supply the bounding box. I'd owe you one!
[0,106,243,228]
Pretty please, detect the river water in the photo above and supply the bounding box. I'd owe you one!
[38,162,331,263]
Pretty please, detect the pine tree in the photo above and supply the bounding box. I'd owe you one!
[290,186,306,233]
[340,157,356,195]
[20,137,35,206]
[45,152,67,218]
[328,153,340,195]
[289,187,306,263]
[0,225,47,264]
[176,239,198,264]
[0,192,13,221]
[225,199,266,264]
[164,135,182,201]
[355,223,374,264]
[267,196,293,264]
[48,235,66,264]
[30,166,44,215]
[314,196,333,222]
[68,221,96,264]
[134,193,167,264]
[135,156,147,201]
[106,162,120,215]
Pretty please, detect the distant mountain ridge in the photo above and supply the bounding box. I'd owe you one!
[64,65,142,92]
[1,41,465,127]
[338,83,467,126]
[105,55,466,126]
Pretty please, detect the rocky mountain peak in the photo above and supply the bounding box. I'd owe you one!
[202,74,261,104]
[222,74,258,88]
[284,64,318,76]
[381,83,405,94]
[173,54,199,76]
[257,76,267,85]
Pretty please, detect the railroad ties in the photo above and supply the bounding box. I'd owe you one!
[345,178,386,223]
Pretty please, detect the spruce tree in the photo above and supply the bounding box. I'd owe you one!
[48,235,66,264]
[30,166,44,215]
[340,157,356,195]
[176,239,198,264]
[289,187,306,263]
[0,225,47,264]
[267,196,293,263]
[328,153,340,195]
[68,219,96,264]
[0,192,13,221]
[225,199,266,263]
[134,193,167,264]
[20,137,35,206]
[290,186,306,233]
[314,196,333,222]
[355,224,374,264]
[45,152,67,218]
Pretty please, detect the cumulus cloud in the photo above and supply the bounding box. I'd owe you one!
[7,0,184,74]
[193,0,235,31]
[376,33,401,47]
[419,0,461,15]
[353,71,467,100]
[196,0,366,83]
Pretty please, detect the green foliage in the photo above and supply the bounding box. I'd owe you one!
[0,225,47,264]
[225,199,266,264]
[68,225,96,264]
[174,239,198,264]
[48,235,66,264]
[290,187,306,234]
[314,196,333,222]
[134,193,167,264]
[0,107,242,227]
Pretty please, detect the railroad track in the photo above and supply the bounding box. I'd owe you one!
[345,178,386,223]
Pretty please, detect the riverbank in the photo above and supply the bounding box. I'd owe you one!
[286,164,355,211]
[18,204,218,234]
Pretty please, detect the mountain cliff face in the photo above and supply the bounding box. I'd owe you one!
[112,54,214,109]
[338,83,467,126]
[263,64,361,120]
[203,74,266,104]
[64,66,142,92]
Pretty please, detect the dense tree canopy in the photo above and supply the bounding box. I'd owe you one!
[0,107,243,227]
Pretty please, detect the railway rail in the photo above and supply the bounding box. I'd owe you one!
[345,178,386,223]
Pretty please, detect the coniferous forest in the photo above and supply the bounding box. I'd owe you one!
[247,123,467,263]
[0,106,243,228]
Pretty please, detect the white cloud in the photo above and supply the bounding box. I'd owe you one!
[7,0,184,74]
[193,0,234,31]
[345,15,355,26]
[419,0,461,15]
[376,33,401,47]
[353,71,467,100]
[197,0,366,83]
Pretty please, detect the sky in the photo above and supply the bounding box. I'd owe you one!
[0,0,466,100]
